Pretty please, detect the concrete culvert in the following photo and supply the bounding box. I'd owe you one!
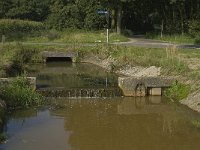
[135,83,146,96]
[46,57,72,62]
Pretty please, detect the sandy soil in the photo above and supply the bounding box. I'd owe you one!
[181,91,200,112]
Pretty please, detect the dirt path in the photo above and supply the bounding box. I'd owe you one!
[113,37,200,49]
[19,37,200,49]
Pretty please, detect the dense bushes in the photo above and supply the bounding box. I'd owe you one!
[0,44,42,76]
[46,0,105,30]
[0,19,45,41]
[0,19,45,34]
[188,20,200,44]
[0,76,42,109]
[188,20,200,37]
[165,81,191,102]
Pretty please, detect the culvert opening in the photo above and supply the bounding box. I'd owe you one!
[46,57,72,62]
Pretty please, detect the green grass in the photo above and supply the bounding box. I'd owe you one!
[165,81,191,102]
[68,44,190,77]
[0,76,43,109]
[146,33,196,44]
[0,43,191,76]
[181,49,200,58]
[3,29,129,43]
[0,42,199,86]
[1,43,200,98]
[52,30,129,43]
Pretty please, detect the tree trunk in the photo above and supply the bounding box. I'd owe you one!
[117,5,122,34]
[178,6,185,35]
[111,9,116,30]
[161,20,164,38]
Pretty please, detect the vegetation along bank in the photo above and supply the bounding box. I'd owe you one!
[1,43,200,109]
[0,0,200,144]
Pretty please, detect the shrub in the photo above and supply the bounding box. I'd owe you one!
[4,44,41,76]
[46,30,61,41]
[194,36,200,44]
[0,19,45,41]
[0,19,45,35]
[122,29,134,37]
[188,20,200,37]
[0,76,43,109]
[0,133,6,143]
[165,81,190,102]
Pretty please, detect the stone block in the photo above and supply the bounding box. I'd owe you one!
[149,88,162,96]
[118,77,173,97]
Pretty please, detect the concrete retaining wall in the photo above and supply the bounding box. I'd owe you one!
[118,77,174,96]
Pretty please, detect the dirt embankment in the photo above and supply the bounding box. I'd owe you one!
[81,54,161,77]
[82,54,200,113]
[181,91,200,113]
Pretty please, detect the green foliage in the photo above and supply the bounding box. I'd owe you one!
[0,0,12,18]
[194,36,200,44]
[47,3,83,30]
[13,44,40,64]
[165,81,190,102]
[122,29,134,37]
[0,106,5,135]
[46,0,105,30]
[0,0,200,35]
[105,46,189,74]
[5,44,41,76]
[3,0,50,21]
[46,30,61,41]
[25,29,129,43]
[0,133,6,143]
[0,76,43,109]
[0,19,45,34]
[146,33,195,44]
[0,19,45,41]
[188,20,200,38]
[192,120,200,128]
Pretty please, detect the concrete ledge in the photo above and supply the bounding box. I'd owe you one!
[42,51,76,62]
[37,87,123,98]
[118,77,174,97]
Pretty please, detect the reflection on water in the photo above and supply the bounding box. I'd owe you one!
[29,62,118,88]
[2,62,200,150]
[1,97,200,150]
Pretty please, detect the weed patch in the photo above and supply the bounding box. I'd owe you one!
[0,76,43,109]
[165,81,191,102]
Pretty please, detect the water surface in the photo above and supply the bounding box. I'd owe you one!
[1,62,200,150]
[1,97,200,150]
[29,62,118,88]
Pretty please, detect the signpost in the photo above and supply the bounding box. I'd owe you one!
[2,35,5,44]
[97,10,109,44]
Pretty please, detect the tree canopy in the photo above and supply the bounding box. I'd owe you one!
[0,0,200,35]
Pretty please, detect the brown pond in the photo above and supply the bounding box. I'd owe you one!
[1,62,200,150]
[1,97,200,150]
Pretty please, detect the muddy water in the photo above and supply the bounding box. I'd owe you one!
[1,62,200,150]
[1,97,200,150]
[29,62,118,88]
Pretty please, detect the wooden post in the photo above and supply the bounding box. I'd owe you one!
[2,35,5,44]
[106,29,109,45]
